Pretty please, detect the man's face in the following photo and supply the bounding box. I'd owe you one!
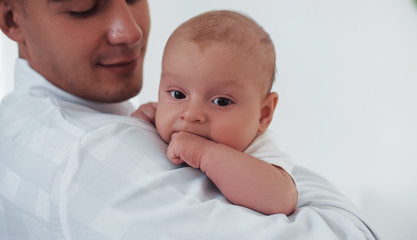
[15,0,150,102]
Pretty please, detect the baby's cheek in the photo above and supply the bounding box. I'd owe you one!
[155,114,171,144]
[155,125,168,144]
[211,128,241,151]
[213,122,259,152]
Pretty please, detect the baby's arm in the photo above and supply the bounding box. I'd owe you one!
[167,131,298,215]
[131,102,157,125]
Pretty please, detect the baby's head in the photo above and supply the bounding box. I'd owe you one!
[155,10,278,151]
[168,10,276,95]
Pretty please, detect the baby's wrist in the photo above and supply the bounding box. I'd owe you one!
[199,140,218,173]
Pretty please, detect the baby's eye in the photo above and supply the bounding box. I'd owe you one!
[212,97,233,106]
[170,90,186,99]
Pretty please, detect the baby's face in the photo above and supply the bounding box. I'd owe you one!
[155,40,269,151]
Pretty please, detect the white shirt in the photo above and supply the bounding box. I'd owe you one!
[0,59,377,240]
[245,131,295,175]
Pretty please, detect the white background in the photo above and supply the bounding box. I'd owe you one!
[1,1,417,239]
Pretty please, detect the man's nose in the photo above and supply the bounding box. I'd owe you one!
[180,103,207,124]
[106,3,143,46]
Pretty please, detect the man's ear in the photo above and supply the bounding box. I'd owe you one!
[258,92,279,134]
[0,0,24,42]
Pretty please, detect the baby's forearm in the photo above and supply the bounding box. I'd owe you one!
[167,132,297,215]
[201,143,298,215]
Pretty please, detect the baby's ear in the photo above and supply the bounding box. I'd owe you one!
[0,0,24,42]
[258,92,278,134]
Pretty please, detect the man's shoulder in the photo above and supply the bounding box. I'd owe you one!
[56,98,155,134]
[0,88,165,168]
[1,88,157,141]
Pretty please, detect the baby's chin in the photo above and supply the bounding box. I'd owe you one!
[155,128,170,144]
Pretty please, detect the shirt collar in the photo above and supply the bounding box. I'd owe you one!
[14,58,135,116]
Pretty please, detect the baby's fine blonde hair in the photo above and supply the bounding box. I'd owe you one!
[166,10,277,94]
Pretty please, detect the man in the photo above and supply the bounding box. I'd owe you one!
[0,0,377,239]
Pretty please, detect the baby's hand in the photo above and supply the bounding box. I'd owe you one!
[131,102,157,125]
[167,131,215,172]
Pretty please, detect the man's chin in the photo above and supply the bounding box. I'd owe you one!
[83,85,141,103]
[104,88,141,103]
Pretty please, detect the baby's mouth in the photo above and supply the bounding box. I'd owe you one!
[170,130,213,142]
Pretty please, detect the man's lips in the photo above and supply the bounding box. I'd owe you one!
[97,58,139,75]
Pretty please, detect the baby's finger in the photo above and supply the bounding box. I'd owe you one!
[166,140,184,165]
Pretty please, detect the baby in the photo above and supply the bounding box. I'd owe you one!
[133,10,297,215]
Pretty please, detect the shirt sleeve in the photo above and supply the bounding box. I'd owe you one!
[59,123,378,240]
[244,131,295,177]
